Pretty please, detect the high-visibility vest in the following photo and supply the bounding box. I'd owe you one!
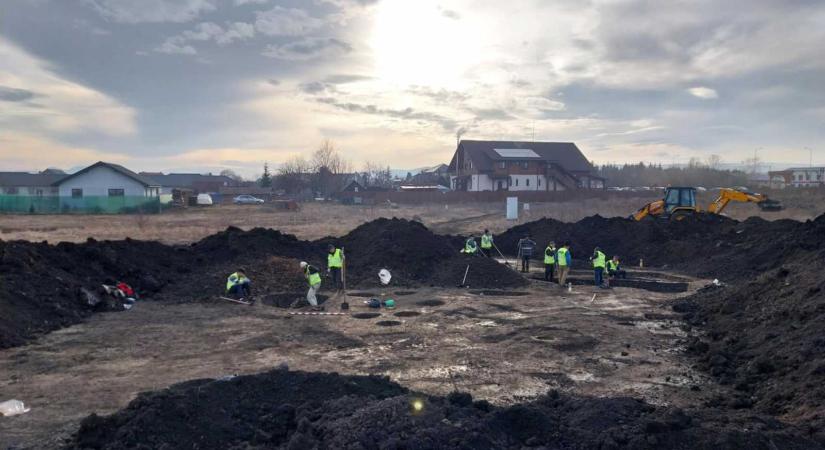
[593,251,606,269]
[544,247,556,264]
[607,260,619,271]
[226,272,246,292]
[481,234,493,249]
[557,248,569,267]
[328,248,343,269]
[465,239,478,253]
[306,267,322,286]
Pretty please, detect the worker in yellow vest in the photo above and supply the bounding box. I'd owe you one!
[300,261,323,311]
[591,247,607,289]
[544,242,557,282]
[225,269,251,300]
[480,229,494,257]
[556,242,571,286]
[462,236,478,255]
[607,255,627,279]
[327,244,344,291]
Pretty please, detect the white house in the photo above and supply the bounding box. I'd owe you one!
[768,167,825,188]
[55,162,161,198]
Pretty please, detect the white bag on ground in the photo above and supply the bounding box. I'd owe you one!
[378,269,392,285]
[0,400,30,416]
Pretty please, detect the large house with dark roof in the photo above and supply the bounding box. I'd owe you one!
[139,172,239,195]
[448,140,604,192]
[0,171,64,196]
[55,162,161,198]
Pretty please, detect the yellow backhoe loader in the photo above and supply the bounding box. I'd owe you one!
[630,187,782,221]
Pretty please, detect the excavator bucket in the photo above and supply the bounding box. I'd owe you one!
[759,199,783,211]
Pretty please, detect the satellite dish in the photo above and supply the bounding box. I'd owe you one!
[378,269,392,285]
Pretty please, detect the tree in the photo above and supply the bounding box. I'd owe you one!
[275,156,310,194]
[259,162,272,188]
[220,169,243,182]
[742,156,762,175]
[706,154,722,170]
[310,140,352,197]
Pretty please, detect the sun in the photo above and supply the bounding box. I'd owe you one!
[369,0,482,88]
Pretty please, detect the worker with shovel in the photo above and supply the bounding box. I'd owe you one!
[226,269,251,300]
[327,244,344,292]
[300,261,324,311]
[544,242,557,282]
[480,229,494,257]
[607,255,627,280]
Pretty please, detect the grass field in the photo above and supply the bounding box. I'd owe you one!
[0,191,820,244]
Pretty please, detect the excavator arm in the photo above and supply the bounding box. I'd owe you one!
[708,188,782,215]
[630,199,665,221]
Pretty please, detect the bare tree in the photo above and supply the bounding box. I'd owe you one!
[363,162,393,188]
[742,156,762,175]
[219,169,243,182]
[276,156,311,194]
[310,140,353,197]
[687,157,705,169]
[706,154,722,170]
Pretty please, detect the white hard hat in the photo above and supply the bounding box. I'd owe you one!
[300,261,308,269]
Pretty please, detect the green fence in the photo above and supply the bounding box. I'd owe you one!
[0,195,162,214]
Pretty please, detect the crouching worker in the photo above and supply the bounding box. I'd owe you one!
[226,269,251,300]
[607,256,627,279]
[300,261,324,311]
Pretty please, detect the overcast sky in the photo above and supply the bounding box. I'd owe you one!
[1,0,823,177]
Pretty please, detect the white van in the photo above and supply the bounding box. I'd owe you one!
[196,193,214,206]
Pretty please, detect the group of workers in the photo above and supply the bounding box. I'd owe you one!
[463,231,627,288]
[224,243,346,311]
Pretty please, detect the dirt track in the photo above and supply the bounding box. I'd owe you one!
[0,270,716,449]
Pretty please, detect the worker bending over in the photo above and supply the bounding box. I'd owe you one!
[518,234,536,273]
[327,244,344,291]
[557,242,571,286]
[592,247,607,288]
[300,261,324,311]
[544,242,557,282]
[462,235,478,255]
[607,256,627,279]
[480,229,494,257]
[226,269,251,300]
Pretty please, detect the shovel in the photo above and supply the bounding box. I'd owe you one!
[457,264,470,288]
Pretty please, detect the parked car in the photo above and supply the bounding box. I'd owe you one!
[196,193,213,206]
[233,195,265,204]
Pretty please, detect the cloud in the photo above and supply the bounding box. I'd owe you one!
[323,74,372,84]
[0,40,136,137]
[0,132,133,170]
[155,21,255,55]
[262,37,352,60]
[316,97,457,130]
[234,0,267,4]
[438,6,461,20]
[688,86,719,99]
[0,86,37,102]
[84,0,216,24]
[255,6,324,36]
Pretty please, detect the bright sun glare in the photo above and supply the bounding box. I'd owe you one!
[370,0,482,88]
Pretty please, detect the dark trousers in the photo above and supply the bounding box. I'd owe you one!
[228,282,250,299]
[521,256,531,272]
[329,267,342,289]
[594,268,604,287]
[545,263,555,281]
[609,269,627,279]
[480,247,492,257]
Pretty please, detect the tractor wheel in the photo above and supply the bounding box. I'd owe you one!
[670,210,694,221]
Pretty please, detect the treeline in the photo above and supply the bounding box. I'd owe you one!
[597,162,749,188]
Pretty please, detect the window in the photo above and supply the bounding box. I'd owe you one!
[806,173,811,181]
[521,162,529,169]
[515,179,519,187]
[6,187,18,195]
[498,161,506,169]
[538,178,541,187]
[526,179,530,187]
[108,188,125,197]
[72,188,83,198]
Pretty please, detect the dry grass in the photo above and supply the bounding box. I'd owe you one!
[0,193,821,244]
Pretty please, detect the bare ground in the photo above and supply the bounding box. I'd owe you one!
[0,193,815,244]
[0,268,725,449]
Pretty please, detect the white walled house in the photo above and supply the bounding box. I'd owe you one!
[768,167,825,188]
[448,140,605,192]
[56,162,161,198]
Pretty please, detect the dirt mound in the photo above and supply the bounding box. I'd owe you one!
[322,218,524,288]
[65,369,819,449]
[673,215,825,440]
[0,238,186,348]
[192,226,321,261]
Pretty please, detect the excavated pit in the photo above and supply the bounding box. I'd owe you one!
[376,320,403,327]
[393,311,421,318]
[351,312,381,319]
[469,290,530,297]
[260,293,329,308]
[415,299,445,307]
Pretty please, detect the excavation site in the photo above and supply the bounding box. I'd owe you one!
[1,214,823,449]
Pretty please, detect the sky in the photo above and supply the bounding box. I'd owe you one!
[1,0,824,178]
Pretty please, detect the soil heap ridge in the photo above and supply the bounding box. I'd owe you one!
[65,369,819,450]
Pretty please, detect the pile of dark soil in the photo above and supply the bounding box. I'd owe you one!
[191,226,322,261]
[496,214,804,279]
[0,238,186,348]
[65,369,819,449]
[673,215,825,441]
[321,218,524,288]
